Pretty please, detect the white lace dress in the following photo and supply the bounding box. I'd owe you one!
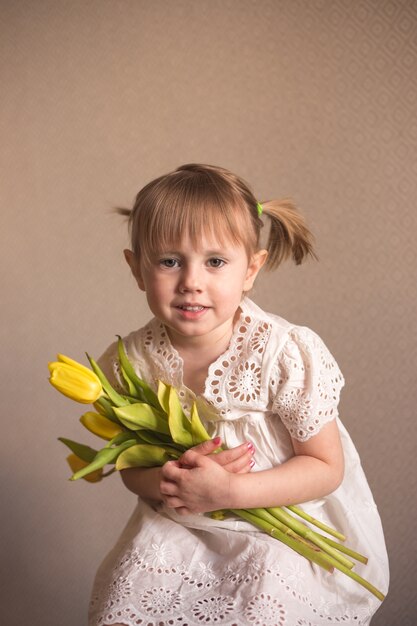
[88,298,389,626]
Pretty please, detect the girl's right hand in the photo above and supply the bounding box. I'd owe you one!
[181,437,255,474]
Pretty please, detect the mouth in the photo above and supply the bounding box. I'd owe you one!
[175,304,207,312]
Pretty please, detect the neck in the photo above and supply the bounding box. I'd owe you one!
[171,324,235,396]
[168,320,234,356]
[167,305,242,356]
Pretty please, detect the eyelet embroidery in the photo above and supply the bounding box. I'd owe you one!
[140,587,183,616]
[103,308,343,443]
[205,315,271,415]
[227,360,262,403]
[271,328,344,442]
[90,541,374,625]
[191,595,236,622]
[244,594,286,625]
[91,303,382,626]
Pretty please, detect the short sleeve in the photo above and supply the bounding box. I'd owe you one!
[271,327,345,442]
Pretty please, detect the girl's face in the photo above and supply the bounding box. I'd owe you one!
[125,233,267,349]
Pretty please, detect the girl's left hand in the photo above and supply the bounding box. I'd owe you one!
[160,449,233,515]
[185,437,255,474]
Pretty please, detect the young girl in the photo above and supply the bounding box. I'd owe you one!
[89,164,389,626]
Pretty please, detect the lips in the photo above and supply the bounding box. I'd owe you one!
[176,304,207,312]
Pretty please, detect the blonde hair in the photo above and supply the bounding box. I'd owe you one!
[119,163,316,270]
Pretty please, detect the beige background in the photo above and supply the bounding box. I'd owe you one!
[1,1,416,624]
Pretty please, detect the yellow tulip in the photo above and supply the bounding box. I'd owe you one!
[48,355,103,404]
[80,411,123,440]
[66,453,103,482]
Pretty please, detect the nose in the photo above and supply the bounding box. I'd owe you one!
[178,263,203,294]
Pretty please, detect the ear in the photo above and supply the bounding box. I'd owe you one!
[124,249,145,291]
[243,249,268,291]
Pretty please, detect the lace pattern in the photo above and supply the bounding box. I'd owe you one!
[101,301,343,442]
[90,300,388,626]
[271,327,344,441]
[89,530,377,626]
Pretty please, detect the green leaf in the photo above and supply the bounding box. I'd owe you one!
[105,431,139,447]
[114,403,171,436]
[117,337,160,408]
[120,365,137,396]
[86,353,129,408]
[190,402,211,445]
[94,397,121,424]
[134,429,180,447]
[58,437,97,463]
[168,386,193,447]
[70,440,136,481]
[157,380,170,414]
[116,444,180,470]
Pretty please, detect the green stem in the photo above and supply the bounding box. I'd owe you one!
[286,504,346,541]
[267,507,354,569]
[327,558,386,601]
[232,509,334,573]
[233,508,385,602]
[320,536,368,564]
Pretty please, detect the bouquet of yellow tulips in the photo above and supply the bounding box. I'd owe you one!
[49,338,385,601]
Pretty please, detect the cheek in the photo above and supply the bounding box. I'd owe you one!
[144,274,173,301]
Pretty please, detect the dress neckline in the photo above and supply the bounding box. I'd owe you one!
[157,299,250,398]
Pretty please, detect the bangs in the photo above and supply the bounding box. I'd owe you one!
[131,169,259,265]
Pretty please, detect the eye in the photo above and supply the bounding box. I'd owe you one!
[207,257,225,268]
[159,258,179,268]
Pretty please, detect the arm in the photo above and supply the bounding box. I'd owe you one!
[160,420,344,514]
[120,437,256,502]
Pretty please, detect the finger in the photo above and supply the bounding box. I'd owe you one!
[224,451,256,474]
[159,480,178,496]
[164,495,185,509]
[161,460,183,481]
[213,442,255,467]
[178,448,211,469]
[188,437,222,457]
[175,506,193,516]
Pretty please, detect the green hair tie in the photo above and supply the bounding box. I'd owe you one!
[256,202,263,216]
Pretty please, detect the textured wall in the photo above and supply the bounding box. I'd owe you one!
[1,1,416,624]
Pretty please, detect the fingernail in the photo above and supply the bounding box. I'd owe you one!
[247,442,255,452]
[213,436,221,445]
[250,459,255,468]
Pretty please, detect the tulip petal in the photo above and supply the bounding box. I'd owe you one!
[57,354,96,378]
[49,361,102,403]
[80,412,123,440]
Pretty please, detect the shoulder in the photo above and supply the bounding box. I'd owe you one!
[240,297,295,351]
[243,298,342,375]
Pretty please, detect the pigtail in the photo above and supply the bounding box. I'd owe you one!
[116,207,132,217]
[261,199,317,270]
